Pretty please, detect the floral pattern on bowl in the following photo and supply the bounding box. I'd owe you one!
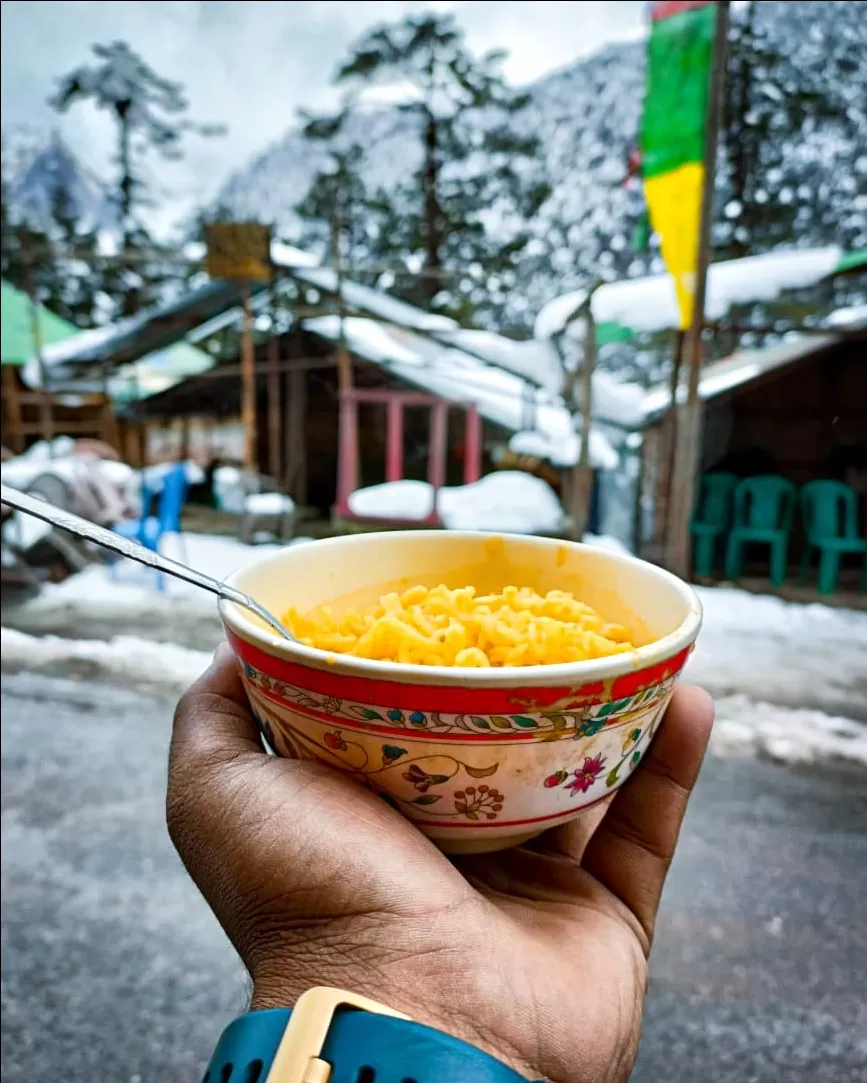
[235,638,683,848]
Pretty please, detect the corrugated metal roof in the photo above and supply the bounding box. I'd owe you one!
[1,280,80,366]
[641,333,847,424]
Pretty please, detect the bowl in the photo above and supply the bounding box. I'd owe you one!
[219,531,702,854]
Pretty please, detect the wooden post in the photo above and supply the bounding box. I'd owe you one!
[266,291,282,480]
[287,366,308,508]
[660,329,685,553]
[336,388,359,511]
[26,279,54,446]
[427,400,449,497]
[331,210,353,396]
[666,0,730,577]
[463,405,482,484]
[570,303,597,540]
[241,283,257,472]
[385,397,404,483]
[1,366,24,453]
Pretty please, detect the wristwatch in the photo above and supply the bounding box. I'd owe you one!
[204,986,541,1082]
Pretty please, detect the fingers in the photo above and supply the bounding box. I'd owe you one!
[580,684,714,949]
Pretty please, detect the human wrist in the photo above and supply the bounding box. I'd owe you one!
[249,973,540,1081]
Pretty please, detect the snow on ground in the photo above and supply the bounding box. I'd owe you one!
[20,532,284,617]
[439,472,564,534]
[245,492,296,515]
[349,480,433,521]
[711,694,867,767]
[0,627,210,694]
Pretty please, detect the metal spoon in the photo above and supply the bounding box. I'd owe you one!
[0,483,295,641]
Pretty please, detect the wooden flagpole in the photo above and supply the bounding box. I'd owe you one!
[667,0,730,577]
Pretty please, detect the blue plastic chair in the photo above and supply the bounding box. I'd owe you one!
[800,480,867,594]
[113,463,188,591]
[725,475,796,587]
[690,472,738,577]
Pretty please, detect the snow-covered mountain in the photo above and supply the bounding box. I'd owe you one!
[1,127,113,232]
[214,0,867,330]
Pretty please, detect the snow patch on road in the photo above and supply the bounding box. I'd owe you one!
[712,694,867,767]
[4,625,865,768]
[0,627,210,693]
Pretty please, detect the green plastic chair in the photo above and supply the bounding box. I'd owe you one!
[725,475,796,586]
[690,472,738,576]
[799,480,867,594]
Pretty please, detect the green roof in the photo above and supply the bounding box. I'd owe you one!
[1,279,81,366]
[833,249,867,276]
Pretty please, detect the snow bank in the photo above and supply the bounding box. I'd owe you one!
[0,627,210,693]
[348,480,434,521]
[438,472,564,534]
[346,472,565,534]
[689,586,867,724]
[245,492,296,515]
[20,532,284,614]
[712,695,867,767]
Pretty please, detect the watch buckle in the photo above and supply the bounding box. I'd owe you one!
[266,986,411,1083]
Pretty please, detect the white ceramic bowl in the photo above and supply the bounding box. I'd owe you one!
[219,531,702,853]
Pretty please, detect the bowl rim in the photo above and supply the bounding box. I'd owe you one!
[218,531,703,689]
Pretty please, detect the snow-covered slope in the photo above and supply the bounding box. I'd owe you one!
[212,1,866,330]
[2,127,112,231]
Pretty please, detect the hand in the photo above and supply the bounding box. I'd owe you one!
[168,646,713,1083]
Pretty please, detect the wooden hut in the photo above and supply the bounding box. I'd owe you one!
[639,328,867,580]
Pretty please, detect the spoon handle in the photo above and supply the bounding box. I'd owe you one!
[0,483,292,640]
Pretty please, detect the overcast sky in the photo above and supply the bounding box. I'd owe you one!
[1,1,646,226]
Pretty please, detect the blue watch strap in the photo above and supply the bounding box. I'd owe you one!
[206,1008,289,1081]
[205,1005,541,1082]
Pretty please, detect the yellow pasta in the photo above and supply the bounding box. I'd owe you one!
[283,584,633,667]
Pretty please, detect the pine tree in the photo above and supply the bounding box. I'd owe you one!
[295,111,383,285]
[719,0,863,260]
[303,13,551,322]
[49,40,224,315]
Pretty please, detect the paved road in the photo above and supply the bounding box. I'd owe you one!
[2,670,866,1083]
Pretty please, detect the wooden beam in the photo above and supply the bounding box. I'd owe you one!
[266,324,282,481]
[241,284,257,471]
[285,368,305,506]
[1,366,24,452]
[26,287,54,445]
[570,304,597,540]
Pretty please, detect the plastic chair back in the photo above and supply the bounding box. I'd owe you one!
[802,480,859,543]
[733,475,796,532]
[157,463,188,535]
[694,472,738,529]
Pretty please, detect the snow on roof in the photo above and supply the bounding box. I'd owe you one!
[825,304,867,330]
[533,289,588,340]
[537,246,848,339]
[641,332,843,424]
[304,314,618,469]
[433,325,644,429]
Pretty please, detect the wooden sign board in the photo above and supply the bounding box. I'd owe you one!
[206,222,272,282]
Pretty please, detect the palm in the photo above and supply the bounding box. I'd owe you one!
[169,650,712,1083]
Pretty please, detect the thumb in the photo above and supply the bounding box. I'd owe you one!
[169,642,264,776]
